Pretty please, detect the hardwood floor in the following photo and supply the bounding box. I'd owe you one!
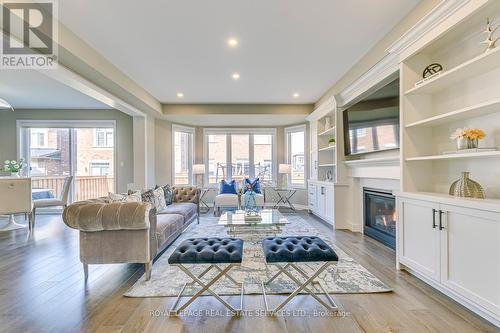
[0,211,498,333]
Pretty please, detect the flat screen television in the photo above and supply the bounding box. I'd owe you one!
[343,97,400,156]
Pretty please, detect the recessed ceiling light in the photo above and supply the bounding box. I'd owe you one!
[227,38,238,47]
[176,92,184,98]
[293,93,300,98]
[232,73,240,80]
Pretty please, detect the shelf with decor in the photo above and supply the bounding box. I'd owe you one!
[405,150,500,161]
[405,46,500,95]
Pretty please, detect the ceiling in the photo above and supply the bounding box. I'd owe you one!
[0,70,109,109]
[58,0,419,104]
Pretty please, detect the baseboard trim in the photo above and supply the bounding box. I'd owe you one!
[400,263,500,328]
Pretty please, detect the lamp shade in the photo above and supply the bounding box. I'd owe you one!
[193,164,205,174]
[279,164,292,174]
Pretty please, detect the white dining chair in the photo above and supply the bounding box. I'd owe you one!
[0,177,32,231]
[32,176,73,229]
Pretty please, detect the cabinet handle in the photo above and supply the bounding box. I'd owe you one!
[432,209,437,228]
[439,210,445,230]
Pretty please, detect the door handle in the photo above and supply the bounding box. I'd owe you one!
[432,209,437,228]
[439,210,445,230]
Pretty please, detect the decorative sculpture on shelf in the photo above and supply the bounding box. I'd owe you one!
[481,17,499,52]
[449,172,485,199]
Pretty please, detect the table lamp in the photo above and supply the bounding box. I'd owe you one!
[193,164,205,188]
[279,164,291,188]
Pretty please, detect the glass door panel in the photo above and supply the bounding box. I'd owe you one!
[27,128,71,202]
[74,128,115,201]
[231,134,249,182]
[254,134,273,185]
[208,134,227,184]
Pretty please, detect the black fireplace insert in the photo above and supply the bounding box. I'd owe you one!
[363,188,396,249]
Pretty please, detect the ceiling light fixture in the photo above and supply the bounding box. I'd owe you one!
[176,92,184,98]
[293,93,300,98]
[232,73,240,80]
[0,98,14,111]
[227,38,238,47]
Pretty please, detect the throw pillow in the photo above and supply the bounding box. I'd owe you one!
[243,178,262,194]
[220,179,237,194]
[157,184,173,205]
[142,187,167,211]
[108,191,142,203]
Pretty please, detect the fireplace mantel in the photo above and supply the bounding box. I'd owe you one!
[345,156,400,180]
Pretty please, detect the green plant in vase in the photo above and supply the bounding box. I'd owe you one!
[328,137,335,147]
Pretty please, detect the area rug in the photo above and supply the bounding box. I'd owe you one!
[124,214,392,297]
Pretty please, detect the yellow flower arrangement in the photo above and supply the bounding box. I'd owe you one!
[463,128,486,140]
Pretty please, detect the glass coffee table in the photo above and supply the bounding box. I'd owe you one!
[218,209,289,237]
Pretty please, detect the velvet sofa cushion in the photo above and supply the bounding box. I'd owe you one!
[155,213,184,247]
[262,236,338,263]
[157,202,197,224]
[219,179,237,194]
[243,178,262,194]
[168,237,243,264]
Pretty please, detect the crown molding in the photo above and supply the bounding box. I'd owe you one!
[330,0,473,109]
[306,95,336,121]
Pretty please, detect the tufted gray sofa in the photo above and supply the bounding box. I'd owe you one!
[62,186,200,281]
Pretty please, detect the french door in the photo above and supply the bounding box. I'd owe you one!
[18,121,116,204]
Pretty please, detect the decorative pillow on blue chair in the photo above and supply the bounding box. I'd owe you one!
[220,179,238,194]
[243,178,262,194]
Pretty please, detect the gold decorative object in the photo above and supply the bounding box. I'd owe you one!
[449,172,485,199]
[481,17,499,52]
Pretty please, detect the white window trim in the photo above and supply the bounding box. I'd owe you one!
[203,128,277,187]
[172,124,195,186]
[285,124,307,189]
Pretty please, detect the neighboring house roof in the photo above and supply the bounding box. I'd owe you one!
[30,148,61,160]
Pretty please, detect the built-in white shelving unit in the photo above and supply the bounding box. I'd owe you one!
[397,1,500,326]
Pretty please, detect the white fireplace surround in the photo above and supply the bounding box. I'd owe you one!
[345,156,400,233]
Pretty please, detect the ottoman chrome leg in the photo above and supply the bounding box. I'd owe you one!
[261,262,338,315]
[169,263,244,316]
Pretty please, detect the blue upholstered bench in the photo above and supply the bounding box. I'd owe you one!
[168,237,244,315]
[261,236,339,314]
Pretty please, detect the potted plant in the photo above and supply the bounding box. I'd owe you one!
[450,128,486,150]
[328,137,335,147]
[3,158,26,177]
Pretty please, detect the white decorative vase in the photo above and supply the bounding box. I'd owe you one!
[10,172,20,178]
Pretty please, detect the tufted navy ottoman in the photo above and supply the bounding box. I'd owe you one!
[168,237,244,315]
[261,236,339,315]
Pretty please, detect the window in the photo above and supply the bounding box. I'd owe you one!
[30,129,48,148]
[204,129,276,186]
[173,125,194,185]
[285,125,306,187]
[94,128,114,148]
[89,161,110,176]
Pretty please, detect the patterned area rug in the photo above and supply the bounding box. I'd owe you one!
[124,214,392,297]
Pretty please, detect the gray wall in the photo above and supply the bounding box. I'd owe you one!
[0,109,134,193]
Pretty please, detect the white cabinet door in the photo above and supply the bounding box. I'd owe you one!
[398,198,441,282]
[439,204,500,317]
[325,185,334,222]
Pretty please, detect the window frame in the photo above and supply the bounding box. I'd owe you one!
[172,124,195,186]
[285,124,307,189]
[94,128,114,148]
[203,128,277,187]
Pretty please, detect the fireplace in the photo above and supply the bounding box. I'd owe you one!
[363,188,396,249]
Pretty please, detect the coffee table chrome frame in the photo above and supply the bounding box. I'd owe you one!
[261,261,338,315]
[169,263,244,316]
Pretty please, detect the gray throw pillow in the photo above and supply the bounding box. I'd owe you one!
[160,184,173,205]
